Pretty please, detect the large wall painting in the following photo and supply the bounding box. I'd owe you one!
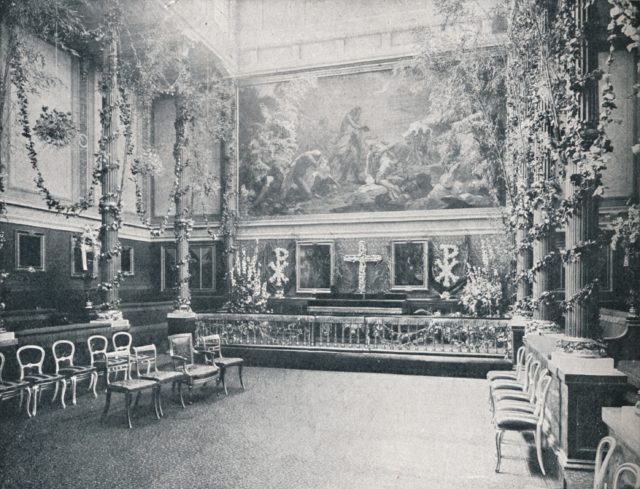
[238,67,502,218]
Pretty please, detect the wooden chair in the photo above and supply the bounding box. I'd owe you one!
[100,351,160,429]
[493,368,549,415]
[88,335,128,386]
[494,372,552,475]
[132,344,185,415]
[486,346,526,382]
[168,333,219,405]
[613,463,640,489]
[594,436,617,489]
[0,352,32,417]
[490,359,540,413]
[17,345,66,416]
[113,331,152,375]
[52,340,98,404]
[196,334,245,395]
[492,362,543,409]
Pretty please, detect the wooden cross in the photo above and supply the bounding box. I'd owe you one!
[343,241,382,294]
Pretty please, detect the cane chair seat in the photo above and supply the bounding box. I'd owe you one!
[196,334,245,395]
[108,377,159,392]
[0,352,32,417]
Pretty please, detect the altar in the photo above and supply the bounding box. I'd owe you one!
[307,293,407,316]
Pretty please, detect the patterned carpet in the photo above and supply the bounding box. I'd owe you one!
[0,367,562,489]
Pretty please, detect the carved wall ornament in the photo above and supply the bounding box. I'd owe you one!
[343,241,382,294]
[268,247,290,298]
[433,244,460,288]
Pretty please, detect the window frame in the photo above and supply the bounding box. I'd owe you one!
[189,244,216,291]
[70,235,99,278]
[121,246,135,277]
[15,231,45,272]
[160,245,176,292]
[390,240,429,291]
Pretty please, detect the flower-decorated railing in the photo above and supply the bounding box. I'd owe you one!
[194,314,511,356]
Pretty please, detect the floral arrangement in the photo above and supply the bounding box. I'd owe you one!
[131,147,164,176]
[225,245,271,313]
[33,106,77,148]
[460,240,505,317]
[556,338,608,357]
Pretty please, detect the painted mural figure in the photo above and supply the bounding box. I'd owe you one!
[330,106,369,183]
[282,150,337,200]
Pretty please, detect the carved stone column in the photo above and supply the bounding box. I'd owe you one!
[95,36,126,326]
[172,97,192,314]
[564,184,599,338]
[532,160,553,321]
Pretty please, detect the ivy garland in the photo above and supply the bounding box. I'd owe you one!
[504,0,615,318]
[11,40,102,216]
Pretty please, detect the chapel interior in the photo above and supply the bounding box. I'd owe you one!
[0,0,639,488]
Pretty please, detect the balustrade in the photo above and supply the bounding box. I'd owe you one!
[195,314,511,356]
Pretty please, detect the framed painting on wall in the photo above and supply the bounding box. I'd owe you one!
[238,65,504,219]
[391,240,428,290]
[296,241,334,293]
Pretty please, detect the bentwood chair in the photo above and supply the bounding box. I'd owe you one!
[133,344,185,415]
[494,372,552,475]
[493,368,549,415]
[0,352,32,417]
[490,358,540,413]
[492,362,544,412]
[486,346,525,382]
[100,351,160,429]
[17,345,66,416]
[613,463,640,489]
[52,340,98,404]
[196,334,245,395]
[168,333,219,405]
[594,436,617,489]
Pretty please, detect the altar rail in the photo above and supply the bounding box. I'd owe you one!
[194,314,511,356]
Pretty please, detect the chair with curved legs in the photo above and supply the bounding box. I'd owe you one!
[113,331,152,376]
[133,344,185,415]
[0,352,32,417]
[494,372,552,476]
[490,359,540,413]
[52,340,98,404]
[492,365,545,414]
[613,463,640,489]
[487,346,526,382]
[594,436,617,489]
[196,334,244,395]
[100,351,160,429]
[17,345,66,416]
[88,335,128,386]
[168,333,219,405]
